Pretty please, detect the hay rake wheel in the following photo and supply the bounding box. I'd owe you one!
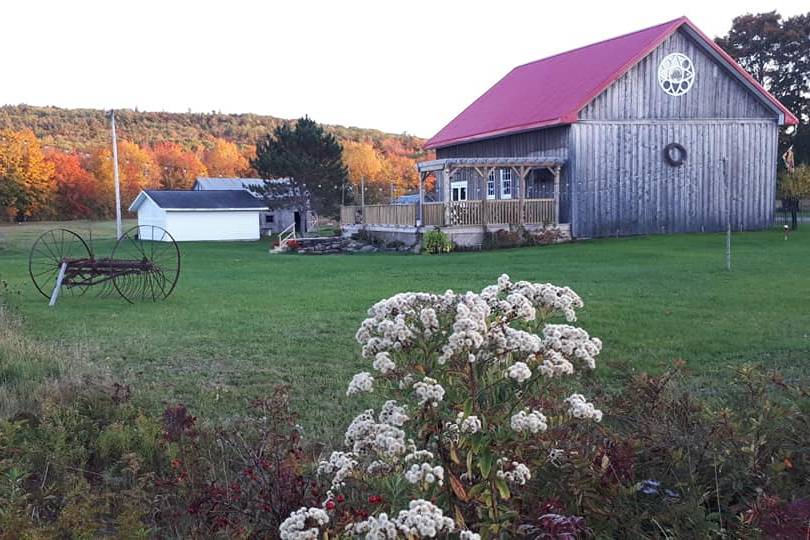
[29,228,93,298]
[28,225,181,305]
[111,225,181,303]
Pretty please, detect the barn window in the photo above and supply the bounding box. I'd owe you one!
[500,169,512,199]
[487,171,496,199]
[658,53,695,96]
[265,214,275,224]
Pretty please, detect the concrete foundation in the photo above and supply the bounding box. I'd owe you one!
[342,223,571,250]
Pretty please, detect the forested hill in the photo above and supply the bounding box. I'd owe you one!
[0,104,426,155]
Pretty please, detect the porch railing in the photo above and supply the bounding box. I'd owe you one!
[340,198,556,227]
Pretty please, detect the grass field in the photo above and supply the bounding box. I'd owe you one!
[1,220,809,442]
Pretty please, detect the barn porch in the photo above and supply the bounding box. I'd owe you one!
[340,157,569,247]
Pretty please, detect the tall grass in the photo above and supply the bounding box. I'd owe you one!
[0,295,103,419]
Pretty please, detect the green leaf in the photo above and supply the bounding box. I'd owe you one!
[494,477,511,500]
[478,449,493,478]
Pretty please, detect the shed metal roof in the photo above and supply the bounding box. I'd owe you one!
[192,177,291,192]
[426,17,797,149]
[129,190,268,212]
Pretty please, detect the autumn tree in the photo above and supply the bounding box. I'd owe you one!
[717,11,810,162]
[343,140,385,203]
[252,117,347,217]
[0,129,54,220]
[88,140,160,215]
[152,142,208,189]
[778,165,810,229]
[46,150,99,219]
[202,138,250,177]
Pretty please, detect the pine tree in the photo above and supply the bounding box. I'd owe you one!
[252,117,348,217]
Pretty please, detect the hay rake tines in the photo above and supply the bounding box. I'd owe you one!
[29,225,180,305]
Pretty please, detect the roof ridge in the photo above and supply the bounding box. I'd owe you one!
[514,16,686,70]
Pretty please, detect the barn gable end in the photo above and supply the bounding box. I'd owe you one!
[579,28,776,121]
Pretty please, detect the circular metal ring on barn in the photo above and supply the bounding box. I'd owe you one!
[663,143,687,167]
[28,225,181,305]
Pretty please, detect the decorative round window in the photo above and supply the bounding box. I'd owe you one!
[658,53,695,96]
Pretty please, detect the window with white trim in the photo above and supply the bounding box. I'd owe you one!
[500,169,512,199]
[487,171,496,199]
[451,181,467,201]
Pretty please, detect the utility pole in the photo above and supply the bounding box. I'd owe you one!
[110,110,122,240]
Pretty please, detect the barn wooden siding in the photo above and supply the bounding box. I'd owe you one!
[572,27,781,237]
[436,127,573,222]
[571,120,779,237]
[580,29,774,121]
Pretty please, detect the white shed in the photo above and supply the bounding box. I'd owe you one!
[128,190,268,241]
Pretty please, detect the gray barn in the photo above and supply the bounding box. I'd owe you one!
[422,16,798,239]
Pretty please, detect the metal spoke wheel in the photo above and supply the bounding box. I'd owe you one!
[28,228,92,298]
[110,225,180,303]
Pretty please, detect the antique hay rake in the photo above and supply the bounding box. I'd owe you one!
[29,225,181,305]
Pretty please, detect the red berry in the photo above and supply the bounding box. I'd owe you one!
[325,500,336,510]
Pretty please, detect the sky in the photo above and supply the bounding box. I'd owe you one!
[1,0,806,138]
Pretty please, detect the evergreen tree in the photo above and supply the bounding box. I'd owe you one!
[251,117,348,217]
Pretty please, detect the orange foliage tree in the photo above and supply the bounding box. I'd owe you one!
[152,142,208,189]
[0,129,54,220]
[342,140,386,203]
[46,150,99,219]
[202,138,249,177]
[88,140,160,215]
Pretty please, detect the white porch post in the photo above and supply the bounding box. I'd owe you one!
[553,165,561,225]
[417,171,426,227]
[442,166,452,225]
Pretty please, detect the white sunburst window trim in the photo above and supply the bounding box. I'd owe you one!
[500,169,512,199]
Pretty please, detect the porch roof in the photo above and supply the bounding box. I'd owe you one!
[416,156,566,173]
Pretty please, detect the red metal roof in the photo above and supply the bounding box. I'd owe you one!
[425,17,798,149]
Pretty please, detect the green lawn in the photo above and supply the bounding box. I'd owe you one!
[1,220,809,442]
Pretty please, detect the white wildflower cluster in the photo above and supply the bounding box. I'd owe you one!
[510,409,548,434]
[419,307,439,334]
[317,451,357,490]
[356,291,456,358]
[481,274,583,322]
[372,352,397,374]
[279,507,330,540]
[542,325,602,370]
[457,413,482,434]
[345,409,407,458]
[404,443,434,463]
[345,513,399,539]
[496,459,532,486]
[413,377,445,407]
[441,421,460,444]
[506,361,532,383]
[345,501,457,539]
[437,293,491,364]
[394,499,455,537]
[347,372,374,396]
[564,393,603,422]
[300,275,604,539]
[404,462,444,487]
[378,400,409,426]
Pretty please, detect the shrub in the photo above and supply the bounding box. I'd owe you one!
[280,274,603,538]
[423,228,453,254]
